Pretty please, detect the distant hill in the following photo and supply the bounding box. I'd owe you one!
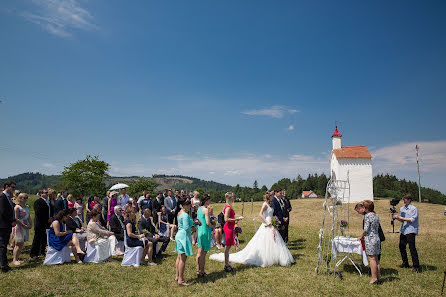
[0,172,232,194]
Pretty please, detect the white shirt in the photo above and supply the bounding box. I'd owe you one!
[118,194,129,207]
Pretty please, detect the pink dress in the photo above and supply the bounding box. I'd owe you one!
[223,205,235,246]
[68,201,75,209]
[107,197,118,221]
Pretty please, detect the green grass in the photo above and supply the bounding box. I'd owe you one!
[1,197,445,296]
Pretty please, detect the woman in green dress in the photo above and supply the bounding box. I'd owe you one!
[196,194,215,277]
[175,197,196,286]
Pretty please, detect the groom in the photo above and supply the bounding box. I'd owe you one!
[271,188,288,241]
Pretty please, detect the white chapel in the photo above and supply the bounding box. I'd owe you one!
[330,126,374,203]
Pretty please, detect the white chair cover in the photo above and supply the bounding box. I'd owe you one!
[112,241,125,256]
[121,232,144,267]
[43,229,72,265]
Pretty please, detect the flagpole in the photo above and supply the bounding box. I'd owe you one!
[416,145,422,203]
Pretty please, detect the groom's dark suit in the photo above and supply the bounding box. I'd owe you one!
[0,192,15,271]
[271,196,287,241]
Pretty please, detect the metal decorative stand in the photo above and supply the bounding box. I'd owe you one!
[316,173,351,276]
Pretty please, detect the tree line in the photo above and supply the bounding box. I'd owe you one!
[2,156,445,205]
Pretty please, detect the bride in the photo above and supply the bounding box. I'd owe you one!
[209,192,294,267]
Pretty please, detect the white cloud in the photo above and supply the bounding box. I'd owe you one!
[287,125,294,131]
[242,106,300,119]
[372,141,446,172]
[20,0,97,38]
[162,155,190,161]
[43,162,55,168]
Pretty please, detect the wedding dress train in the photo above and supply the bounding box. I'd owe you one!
[209,203,294,267]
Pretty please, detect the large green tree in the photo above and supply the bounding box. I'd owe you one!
[61,155,110,197]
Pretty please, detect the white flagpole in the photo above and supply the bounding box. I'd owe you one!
[416,145,422,203]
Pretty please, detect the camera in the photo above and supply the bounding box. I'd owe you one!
[389,198,400,214]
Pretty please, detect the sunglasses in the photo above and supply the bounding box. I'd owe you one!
[42,192,49,194]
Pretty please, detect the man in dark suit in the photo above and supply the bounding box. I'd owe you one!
[0,181,17,273]
[30,189,51,258]
[109,205,125,242]
[271,187,288,241]
[138,208,170,257]
[54,190,69,215]
[281,190,292,243]
[151,192,163,225]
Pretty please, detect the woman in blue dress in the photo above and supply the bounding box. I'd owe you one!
[48,209,85,263]
[175,197,196,286]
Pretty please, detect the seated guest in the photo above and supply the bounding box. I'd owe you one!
[48,209,85,264]
[124,207,156,265]
[92,204,107,227]
[85,196,94,223]
[65,208,87,251]
[87,209,121,261]
[138,208,170,258]
[109,206,125,242]
[158,205,176,240]
[12,193,32,266]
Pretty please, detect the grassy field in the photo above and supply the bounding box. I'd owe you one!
[1,197,445,297]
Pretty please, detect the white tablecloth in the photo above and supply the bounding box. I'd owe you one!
[332,236,368,266]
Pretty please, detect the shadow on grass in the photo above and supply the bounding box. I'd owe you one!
[192,264,253,284]
[421,265,437,271]
[287,238,306,251]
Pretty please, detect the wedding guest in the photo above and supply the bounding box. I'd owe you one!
[30,189,51,259]
[175,197,195,286]
[138,208,170,258]
[355,202,384,263]
[47,188,57,217]
[123,200,133,212]
[109,206,125,242]
[164,189,177,224]
[75,197,84,223]
[138,193,151,213]
[107,191,119,223]
[12,189,21,203]
[124,207,155,265]
[92,204,107,227]
[222,192,243,272]
[102,191,110,222]
[191,191,200,212]
[90,195,100,210]
[214,221,223,250]
[54,190,69,214]
[131,198,138,213]
[12,193,31,265]
[196,194,215,277]
[87,209,120,261]
[158,205,176,240]
[85,196,94,223]
[0,181,17,273]
[67,194,75,209]
[65,208,87,252]
[358,200,381,284]
[151,192,163,225]
[118,188,130,207]
[174,190,181,225]
[272,188,287,240]
[393,193,421,273]
[281,189,292,243]
[137,191,147,210]
[48,210,84,264]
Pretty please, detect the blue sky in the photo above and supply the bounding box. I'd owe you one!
[1,0,445,193]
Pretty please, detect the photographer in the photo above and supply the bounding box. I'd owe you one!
[393,193,420,273]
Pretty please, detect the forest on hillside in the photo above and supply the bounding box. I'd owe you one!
[2,172,445,204]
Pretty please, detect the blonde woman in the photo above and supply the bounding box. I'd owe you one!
[67,194,75,209]
[12,193,32,265]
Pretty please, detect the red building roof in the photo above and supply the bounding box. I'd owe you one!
[333,146,372,159]
[302,191,314,196]
[332,126,342,137]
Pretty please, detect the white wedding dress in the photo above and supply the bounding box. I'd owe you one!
[209,202,294,267]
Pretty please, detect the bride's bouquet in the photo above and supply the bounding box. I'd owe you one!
[193,218,202,227]
[266,216,281,229]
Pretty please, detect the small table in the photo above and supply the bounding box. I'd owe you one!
[332,236,368,276]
